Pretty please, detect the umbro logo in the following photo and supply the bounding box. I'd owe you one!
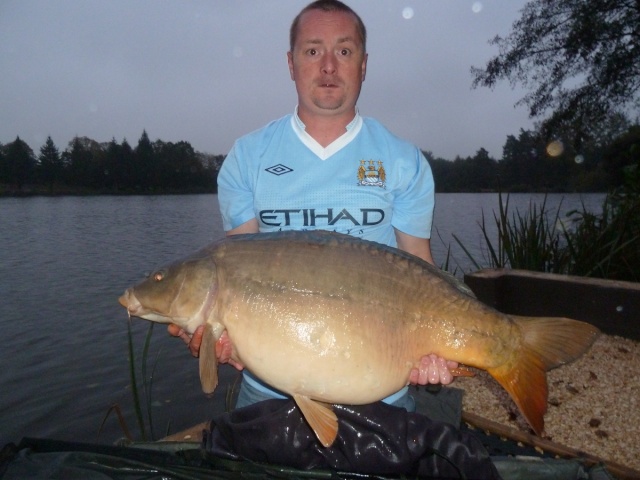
[265,164,294,176]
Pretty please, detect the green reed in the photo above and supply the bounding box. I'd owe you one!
[126,320,159,441]
[453,190,639,282]
[452,193,562,272]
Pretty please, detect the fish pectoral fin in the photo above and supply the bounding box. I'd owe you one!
[293,394,338,448]
[199,323,218,394]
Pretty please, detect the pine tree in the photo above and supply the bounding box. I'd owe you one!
[39,136,63,193]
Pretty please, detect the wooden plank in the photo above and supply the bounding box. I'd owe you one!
[462,411,640,480]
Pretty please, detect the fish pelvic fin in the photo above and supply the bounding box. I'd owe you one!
[293,394,338,448]
[488,317,599,436]
[199,323,218,394]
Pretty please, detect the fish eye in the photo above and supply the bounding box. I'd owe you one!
[153,270,165,282]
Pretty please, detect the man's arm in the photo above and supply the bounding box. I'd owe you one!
[226,218,259,236]
[394,228,434,265]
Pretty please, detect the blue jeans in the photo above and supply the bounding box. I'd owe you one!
[235,371,416,412]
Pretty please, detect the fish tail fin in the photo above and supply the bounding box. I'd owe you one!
[513,317,600,370]
[487,342,548,435]
[487,317,599,435]
[199,323,219,394]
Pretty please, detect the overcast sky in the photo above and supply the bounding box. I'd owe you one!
[1,0,534,160]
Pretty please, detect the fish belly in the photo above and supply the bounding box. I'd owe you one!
[222,296,418,404]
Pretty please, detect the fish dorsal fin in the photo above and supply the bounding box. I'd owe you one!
[293,394,338,447]
[199,323,218,394]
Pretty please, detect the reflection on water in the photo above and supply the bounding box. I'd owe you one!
[0,193,604,445]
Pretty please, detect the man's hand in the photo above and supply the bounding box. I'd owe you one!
[409,354,459,385]
[167,324,244,370]
[167,323,201,356]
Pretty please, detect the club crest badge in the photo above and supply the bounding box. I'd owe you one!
[357,160,386,188]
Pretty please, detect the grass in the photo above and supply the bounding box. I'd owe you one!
[100,321,160,442]
[451,189,640,282]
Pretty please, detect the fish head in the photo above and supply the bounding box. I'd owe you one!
[119,249,218,333]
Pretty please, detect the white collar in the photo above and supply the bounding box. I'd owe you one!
[291,106,363,160]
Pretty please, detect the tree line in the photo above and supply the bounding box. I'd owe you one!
[1,121,638,195]
[429,117,640,193]
[0,131,223,195]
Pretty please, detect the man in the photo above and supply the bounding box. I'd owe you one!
[170,0,458,414]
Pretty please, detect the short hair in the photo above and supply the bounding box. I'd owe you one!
[289,0,367,53]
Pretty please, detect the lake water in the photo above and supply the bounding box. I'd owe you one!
[0,193,605,446]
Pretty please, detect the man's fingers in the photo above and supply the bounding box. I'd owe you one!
[411,355,461,385]
[188,326,204,357]
[416,354,433,384]
[167,323,182,337]
[167,324,193,346]
[427,356,440,384]
[436,357,453,384]
[408,368,419,385]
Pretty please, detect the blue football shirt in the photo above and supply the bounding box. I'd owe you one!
[218,111,434,246]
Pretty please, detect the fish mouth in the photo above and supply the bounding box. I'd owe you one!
[118,289,185,324]
[119,289,143,316]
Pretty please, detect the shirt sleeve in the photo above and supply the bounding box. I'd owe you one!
[391,148,435,239]
[217,142,256,232]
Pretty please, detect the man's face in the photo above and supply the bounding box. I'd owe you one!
[288,9,367,119]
